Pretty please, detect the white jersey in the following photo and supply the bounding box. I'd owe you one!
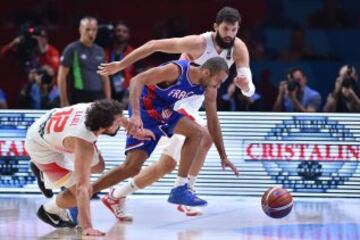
[174,31,235,115]
[29,103,97,153]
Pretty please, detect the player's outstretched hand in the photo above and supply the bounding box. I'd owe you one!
[82,227,106,236]
[97,62,122,76]
[133,128,155,141]
[221,158,239,176]
[233,76,249,91]
[127,115,143,136]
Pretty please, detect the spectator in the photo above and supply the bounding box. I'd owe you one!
[279,28,316,61]
[1,26,60,73]
[0,88,8,109]
[58,16,111,106]
[307,0,351,29]
[323,65,360,112]
[104,21,136,106]
[273,68,322,112]
[17,66,58,109]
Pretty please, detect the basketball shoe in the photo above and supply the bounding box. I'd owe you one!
[101,188,133,222]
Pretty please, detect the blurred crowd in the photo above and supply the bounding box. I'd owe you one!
[0,0,359,112]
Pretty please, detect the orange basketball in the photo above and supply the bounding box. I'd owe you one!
[261,187,293,218]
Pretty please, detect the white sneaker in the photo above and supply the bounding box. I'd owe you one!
[102,188,133,222]
[177,205,203,216]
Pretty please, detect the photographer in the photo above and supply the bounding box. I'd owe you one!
[323,65,360,112]
[1,25,59,73]
[17,66,59,109]
[273,68,322,112]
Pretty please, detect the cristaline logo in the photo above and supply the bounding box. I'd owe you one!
[245,142,360,161]
[244,116,359,193]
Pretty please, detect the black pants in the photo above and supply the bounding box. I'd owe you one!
[70,89,104,104]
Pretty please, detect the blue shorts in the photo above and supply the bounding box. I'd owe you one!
[125,110,184,157]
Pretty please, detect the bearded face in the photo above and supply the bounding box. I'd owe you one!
[214,21,239,49]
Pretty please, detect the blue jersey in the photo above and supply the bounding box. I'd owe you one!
[140,60,204,123]
[126,60,203,156]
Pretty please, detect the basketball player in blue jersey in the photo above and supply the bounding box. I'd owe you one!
[98,6,249,218]
[99,57,236,215]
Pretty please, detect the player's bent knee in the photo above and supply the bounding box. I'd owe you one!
[160,155,177,173]
[201,129,213,150]
[189,124,204,141]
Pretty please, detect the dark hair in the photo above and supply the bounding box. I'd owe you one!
[288,67,305,79]
[216,7,241,25]
[85,99,123,132]
[201,57,229,75]
[115,20,129,29]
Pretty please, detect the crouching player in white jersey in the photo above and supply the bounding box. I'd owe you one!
[25,99,154,236]
[97,6,253,218]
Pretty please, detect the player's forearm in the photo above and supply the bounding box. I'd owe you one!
[76,184,93,229]
[129,76,144,116]
[206,108,227,160]
[118,41,156,70]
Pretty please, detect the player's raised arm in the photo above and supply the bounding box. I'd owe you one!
[233,39,255,98]
[98,35,203,76]
[127,63,180,135]
[204,86,239,176]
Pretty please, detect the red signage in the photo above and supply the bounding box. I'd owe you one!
[245,141,360,161]
[0,140,28,157]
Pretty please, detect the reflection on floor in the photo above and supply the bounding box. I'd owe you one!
[0,195,359,240]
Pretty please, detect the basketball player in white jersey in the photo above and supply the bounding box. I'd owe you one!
[25,99,154,236]
[97,6,253,218]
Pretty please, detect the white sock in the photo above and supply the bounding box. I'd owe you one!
[188,175,197,190]
[44,197,63,215]
[112,179,139,199]
[175,176,187,187]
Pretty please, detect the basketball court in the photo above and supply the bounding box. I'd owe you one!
[1,111,360,239]
[0,195,359,239]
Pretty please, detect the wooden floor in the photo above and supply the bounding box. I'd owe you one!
[0,195,359,240]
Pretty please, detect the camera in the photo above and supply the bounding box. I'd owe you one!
[286,72,301,92]
[287,79,301,92]
[36,69,52,85]
[16,24,42,60]
[342,65,356,89]
[95,24,114,49]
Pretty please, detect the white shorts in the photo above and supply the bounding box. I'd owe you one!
[158,108,207,163]
[25,124,100,189]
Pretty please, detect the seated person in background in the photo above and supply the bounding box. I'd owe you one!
[273,67,322,112]
[0,88,8,109]
[323,65,360,112]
